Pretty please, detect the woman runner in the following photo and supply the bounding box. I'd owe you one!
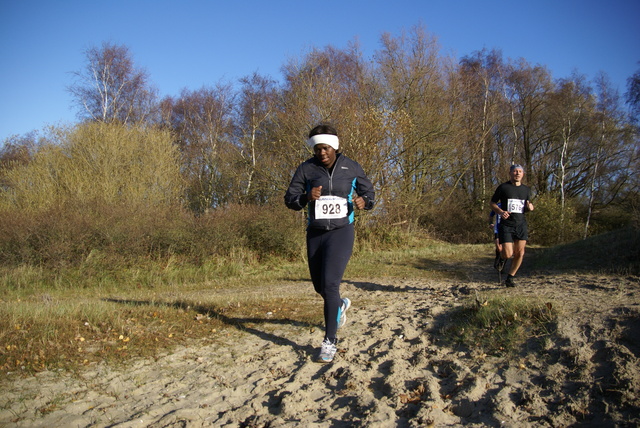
[284,124,375,363]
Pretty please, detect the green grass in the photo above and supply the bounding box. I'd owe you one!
[441,294,558,357]
[529,226,640,274]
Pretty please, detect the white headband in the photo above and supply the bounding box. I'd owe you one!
[308,134,339,151]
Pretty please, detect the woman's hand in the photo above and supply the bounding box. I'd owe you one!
[308,186,322,201]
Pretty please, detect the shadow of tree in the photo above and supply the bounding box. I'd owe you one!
[103,297,319,356]
[348,253,512,291]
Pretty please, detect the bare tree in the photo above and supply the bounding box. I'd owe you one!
[0,122,182,212]
[626,63,640,123]
[0,133,36,170]
[277,42,385,191]
[235,73,278,203]
[504,59,554,187]
[375,25,456,221]
[162,84,236,212]
[68,42,157,124]
[584,73,638,236]
[458,49,507,206]
[547,74,593,240]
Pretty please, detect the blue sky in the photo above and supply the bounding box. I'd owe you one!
[1,0,639,142]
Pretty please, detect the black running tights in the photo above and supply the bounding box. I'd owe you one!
[306,224,354,343]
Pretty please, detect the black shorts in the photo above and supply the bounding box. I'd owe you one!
[498,222,528,244]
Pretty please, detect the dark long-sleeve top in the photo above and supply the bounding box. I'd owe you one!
[284,153,375,231]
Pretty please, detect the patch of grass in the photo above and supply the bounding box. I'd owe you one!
[349,239,491,280]
[1,226,632,378]
[0,235,482,377]
[529,226,640,274]
[0,289,321,377]
[0,253,318,377]
[441,294,558,357]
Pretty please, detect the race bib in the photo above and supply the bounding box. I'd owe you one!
[315,195,348,219]
[507,198,525,213]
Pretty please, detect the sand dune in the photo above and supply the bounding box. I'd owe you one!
[1,272,639,427]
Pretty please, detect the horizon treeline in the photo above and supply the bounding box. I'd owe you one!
[1,26,639,266]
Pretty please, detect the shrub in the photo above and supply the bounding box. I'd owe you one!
[0,122,182,213]
[583,199,638,235]
[209,203,306,261]
[0,123,184,265]
[417,197,489,244]
[527,193,583,245]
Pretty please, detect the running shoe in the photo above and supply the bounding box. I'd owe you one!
[317,339,337,363]
[338,297,351,329]
[505,275,516,287]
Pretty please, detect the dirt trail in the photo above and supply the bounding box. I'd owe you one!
[1,272,639,427]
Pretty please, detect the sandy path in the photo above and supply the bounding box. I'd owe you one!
[1,272,639,427]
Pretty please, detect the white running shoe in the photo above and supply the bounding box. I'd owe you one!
[338,297,351,329]
[317,339,337,363]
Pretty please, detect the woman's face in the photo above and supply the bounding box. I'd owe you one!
[314,144,337,168]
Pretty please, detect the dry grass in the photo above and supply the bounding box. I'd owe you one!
[2,227,632,377]
[0,236,465,377]
[0,288,325,376]
[442,294,558,357]
[0,253,317,377]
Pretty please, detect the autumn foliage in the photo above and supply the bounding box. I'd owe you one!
[1,27,638,266]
